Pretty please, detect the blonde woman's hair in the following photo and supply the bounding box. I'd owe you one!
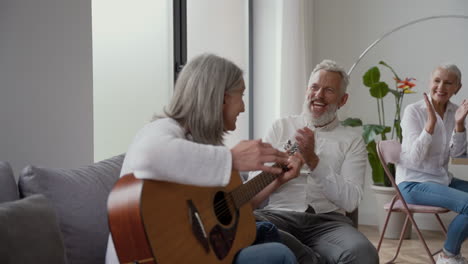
[162,53,243,145]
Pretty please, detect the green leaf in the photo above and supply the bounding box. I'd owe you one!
[367,141,393,186]
[384,163,395,187]
[388,88,401,99]
[378,61,401,81]
[394,119,402,142]
[363,67,380,87]
[362,124,391,144]
[378,61,389,67]
[383,126,392,133]
[341,118,363,127]
[369,82,389,98]
[366,141,385,185]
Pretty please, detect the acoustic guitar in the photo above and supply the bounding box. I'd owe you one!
[107,142,298,264]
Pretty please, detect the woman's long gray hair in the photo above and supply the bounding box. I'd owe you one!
[163,53,243,145]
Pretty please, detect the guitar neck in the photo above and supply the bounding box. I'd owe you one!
[230,164,286,208]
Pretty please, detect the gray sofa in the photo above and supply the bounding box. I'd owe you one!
[0,155,124,264]
[0,156,359,264]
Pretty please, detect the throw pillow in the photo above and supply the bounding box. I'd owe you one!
[18,154,124,264]
[0,194,67,264]
[0,161,18,203]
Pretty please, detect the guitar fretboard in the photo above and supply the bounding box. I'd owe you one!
[230,164,287,208]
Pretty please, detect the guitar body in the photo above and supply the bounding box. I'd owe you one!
[108,172,256,264]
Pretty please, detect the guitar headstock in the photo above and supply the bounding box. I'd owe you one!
[283,140,299,156]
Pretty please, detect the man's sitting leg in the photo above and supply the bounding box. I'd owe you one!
[278,229,322,264]
[255,209,378,264]
[306,214,378,264]
[255,210,323,264]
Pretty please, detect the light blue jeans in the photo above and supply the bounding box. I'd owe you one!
[399,177,468,255]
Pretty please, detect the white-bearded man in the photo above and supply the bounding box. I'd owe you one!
[249,60,379,264]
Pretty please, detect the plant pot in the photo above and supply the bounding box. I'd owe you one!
[371,185,412,239]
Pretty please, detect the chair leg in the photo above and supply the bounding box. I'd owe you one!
[432,248,444,256]
[407,213,436,264]
[377,209,393,252]
[386,214,410,263]
[435,213,447,235]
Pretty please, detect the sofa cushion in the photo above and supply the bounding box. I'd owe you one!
[18,154,124,264]
[0,194,67,264]
[0,161,18,203]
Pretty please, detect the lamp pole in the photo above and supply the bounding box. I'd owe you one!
[347,15,468,77]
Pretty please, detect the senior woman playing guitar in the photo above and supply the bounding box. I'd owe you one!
[105,53,304,264]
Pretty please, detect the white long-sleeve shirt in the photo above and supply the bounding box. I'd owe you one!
[106,118,233,264]
[248,115,367,214]
[396,99,467,185]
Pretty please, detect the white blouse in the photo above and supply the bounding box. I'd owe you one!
[396,99,467,185]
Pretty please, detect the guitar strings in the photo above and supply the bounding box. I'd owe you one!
[211,143,296,217]
[212,163,288,216]
[210,170,281,219]
[212,172,274,213]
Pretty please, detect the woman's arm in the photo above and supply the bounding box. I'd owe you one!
[400,97,434,165]
[128,121,232,187]
[450,99,468,157]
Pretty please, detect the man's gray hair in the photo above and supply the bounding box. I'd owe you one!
[162,53,243,146]
[308,59,349,94]
[435,63,462,85]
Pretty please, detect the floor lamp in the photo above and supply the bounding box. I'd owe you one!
[347,15,468,77]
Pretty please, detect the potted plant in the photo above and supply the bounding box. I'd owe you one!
[343,61,416,238]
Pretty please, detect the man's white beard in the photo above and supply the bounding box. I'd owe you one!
[302,98,338,127]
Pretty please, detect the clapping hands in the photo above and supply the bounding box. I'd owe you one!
[295,127,320,170]
[455,99,468,132]
[424,93,437,134]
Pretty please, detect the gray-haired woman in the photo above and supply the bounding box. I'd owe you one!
[397,64,468,264]
[105,53,304,264]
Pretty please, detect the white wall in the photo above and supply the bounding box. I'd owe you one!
[0,0,94,173]
[313,0,468,229]
[0,0,173,173]
[187,0,249,147]
[92,0,173,161]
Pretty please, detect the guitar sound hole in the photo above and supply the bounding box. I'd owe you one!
[213,191,233,225]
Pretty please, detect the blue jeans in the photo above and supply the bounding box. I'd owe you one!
[399,178,468,255]
[234,221,297,264]
[235,242,297,264]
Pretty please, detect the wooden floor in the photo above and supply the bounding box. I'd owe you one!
[359,225,468,264]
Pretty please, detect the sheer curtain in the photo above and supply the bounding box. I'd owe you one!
[252,0,314,138]
[279,0,314,117]
[92,0,173,161]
